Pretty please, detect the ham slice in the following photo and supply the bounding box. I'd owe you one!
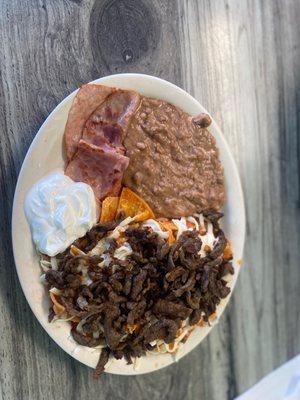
[64,85,141,201]
[64,84,115,160]
[65,140,129,200]
[82,90,140,151]
[86,90,141,129]
[82,122,124,153]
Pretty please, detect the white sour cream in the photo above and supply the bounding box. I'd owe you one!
[24,171,97,256]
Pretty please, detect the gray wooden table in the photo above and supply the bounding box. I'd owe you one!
[1,1,299,399]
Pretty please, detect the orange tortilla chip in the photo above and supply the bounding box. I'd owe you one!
[117,187,155,222]
[126,324,139,334]
[157,219,178,232]
[223,240,233,260]
[168,342,175,351]
[158,219,177,244]
[50,292,65,315]
[100,196,119,223]
[158,222,175,244]
[209,312,218,322]
[168,231,176,245]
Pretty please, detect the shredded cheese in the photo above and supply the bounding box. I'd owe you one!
[89,238,109,256]
[143,219,169,239]
[40,259,51,272]
[49,287,62,295]
[198,221,218,257]
[187,216,199,231]
[114,242,133,260]
[195,213,206,234]
[39,274,47,284]
[77,263,93,286]
[100,253,112,267]
[50,257,58,270]
[109,217,134,239]
[172,217,193,238]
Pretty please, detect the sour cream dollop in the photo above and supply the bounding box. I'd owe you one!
[24,171,97,256]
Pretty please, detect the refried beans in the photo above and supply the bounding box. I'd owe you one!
[123,97,225,218]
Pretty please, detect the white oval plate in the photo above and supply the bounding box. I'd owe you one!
[12,74,245,375]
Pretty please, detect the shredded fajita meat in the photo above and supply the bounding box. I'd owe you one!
[44,211,234,377]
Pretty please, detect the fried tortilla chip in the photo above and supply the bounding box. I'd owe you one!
[50,292,65,315]
[158,219,177,244]
[223,240,233,260]
[117,187,155,222]
[157,219,178,232]
[100,196,119,223]
[126,324,139,334]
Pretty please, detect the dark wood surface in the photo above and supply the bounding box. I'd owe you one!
[1,1,300,399]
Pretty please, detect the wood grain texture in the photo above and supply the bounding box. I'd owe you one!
[0,0,299,399]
